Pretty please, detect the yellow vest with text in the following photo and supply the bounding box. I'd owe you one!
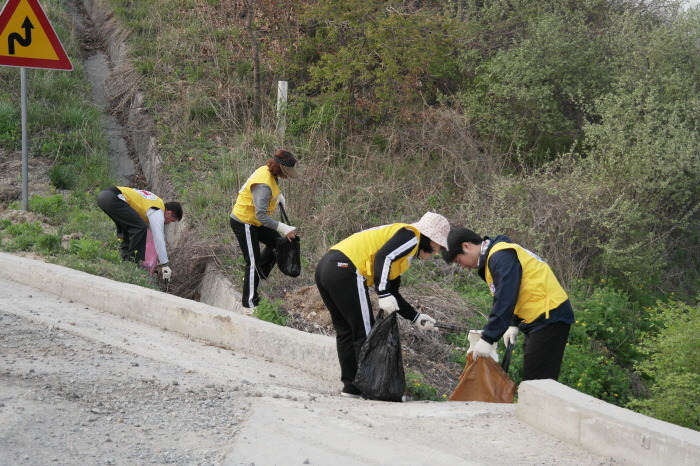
[231,166,281,226]
[484,242,569,323]
[331,224,420,287]
[117,186,165,224]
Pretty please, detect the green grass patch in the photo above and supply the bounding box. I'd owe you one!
[254,297,289,326]
[405,371,444,401]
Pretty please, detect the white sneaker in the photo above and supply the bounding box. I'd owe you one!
[242,307,255,315]
[340,391,362,399]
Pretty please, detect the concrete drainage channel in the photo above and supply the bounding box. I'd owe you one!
[72,0,215,300]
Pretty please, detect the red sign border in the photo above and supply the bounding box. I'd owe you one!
[0,0,72,70]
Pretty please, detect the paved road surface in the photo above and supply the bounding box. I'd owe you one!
[0,275,615,465]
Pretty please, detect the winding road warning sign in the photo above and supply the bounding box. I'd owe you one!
[0,0,72,70]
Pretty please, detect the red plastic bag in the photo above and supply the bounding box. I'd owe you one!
[448,353,516,403]
[141,230,157,275]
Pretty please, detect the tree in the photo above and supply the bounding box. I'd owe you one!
[290,0,461,131]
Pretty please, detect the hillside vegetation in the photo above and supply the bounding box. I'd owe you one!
[0,0,698,429]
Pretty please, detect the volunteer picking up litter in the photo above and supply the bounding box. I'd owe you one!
[442,228,574,381]
[97,186,183,281]
[315,212,451,398]
[230,149,300,312]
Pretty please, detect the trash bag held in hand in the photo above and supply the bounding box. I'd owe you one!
[353,310,405,402]
[448,353,516,403]
[275,236,301,277]
[141,230,157,276]
[275,204,301,277]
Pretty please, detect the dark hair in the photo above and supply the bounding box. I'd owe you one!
[266,159,283,177]
[165,201,183,220]
[441,227,482,263]
[267,149,297,177]
[418,233,435,254]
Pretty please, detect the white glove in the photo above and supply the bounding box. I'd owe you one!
[159,265,172,281]
[503,326,519,346]
[412,313,437,331]
[277,193,286,207]
[276,222,297,236]
[471,338,499,362]
[377,295,399,313]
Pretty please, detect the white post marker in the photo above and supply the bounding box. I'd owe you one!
[276,80,288,138]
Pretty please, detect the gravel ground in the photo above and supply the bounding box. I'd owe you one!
[1,311,248,465]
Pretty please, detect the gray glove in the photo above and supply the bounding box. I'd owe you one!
[159,265,172,281]
[412,313,437,331]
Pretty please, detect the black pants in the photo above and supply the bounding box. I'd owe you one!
[315,250,375,389]
[229,218,279,308]
[522,322,571,381]
[97,187,147,262]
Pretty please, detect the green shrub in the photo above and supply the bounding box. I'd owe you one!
[568,282,647,366]
[35,234,62,254]
[49,164,78,190]
[68,237,107,261]
[254,298,288,326]
[559,342,633,405]
[627,299,700,430]
[2,222,45,252]
[405,371,444,401]
[29,194,66,218]
[551,282,652,405]
[0,99,19,148]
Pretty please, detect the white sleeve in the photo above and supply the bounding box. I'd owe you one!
[147,208,169,265]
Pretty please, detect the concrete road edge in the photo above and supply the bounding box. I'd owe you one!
[0,252,339,383]
[517,378,700,465]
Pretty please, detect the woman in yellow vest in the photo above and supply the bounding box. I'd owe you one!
[314,212,450,398]
[97,186,183,280]
[230,150,299,312]
[442,228,575,381]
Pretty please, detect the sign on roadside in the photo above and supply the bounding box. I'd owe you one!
[0,0,72,70]
[0,0,73,210]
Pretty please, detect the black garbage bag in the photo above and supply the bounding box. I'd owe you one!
[274,203,301,277]
[353,311,405,402]
[275,235,301,277]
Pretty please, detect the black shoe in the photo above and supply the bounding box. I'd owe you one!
[341,384,362,399]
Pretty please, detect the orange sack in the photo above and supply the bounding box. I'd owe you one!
[448,353,516,403]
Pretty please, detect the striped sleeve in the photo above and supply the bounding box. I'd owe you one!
[374,228,418,296]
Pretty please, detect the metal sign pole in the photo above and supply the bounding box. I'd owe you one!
[20,66,28,211]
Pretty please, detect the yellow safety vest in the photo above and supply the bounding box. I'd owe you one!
[331,223,420,287]
[484,242,569,323]
[231,166,281,226]
[116,186,165,223]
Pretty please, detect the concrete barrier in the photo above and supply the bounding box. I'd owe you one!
[516,379,700,465]
[0,253,339,383]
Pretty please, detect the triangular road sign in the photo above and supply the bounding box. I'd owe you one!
[0,0,72,70]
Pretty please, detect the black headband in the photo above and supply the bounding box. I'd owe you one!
[273,155,296,167]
